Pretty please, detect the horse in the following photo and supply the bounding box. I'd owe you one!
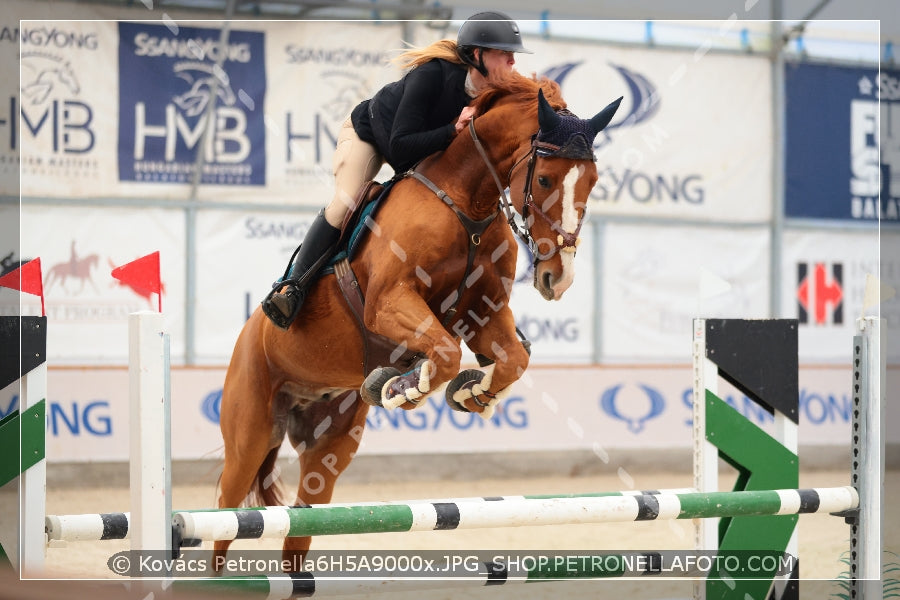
[43,253,99,294]
[214,71,621,566]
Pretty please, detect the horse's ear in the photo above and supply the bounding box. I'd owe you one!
[537,88,560,131]
[589,96,623,133]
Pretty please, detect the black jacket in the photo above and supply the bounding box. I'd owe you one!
[351,59,471,173]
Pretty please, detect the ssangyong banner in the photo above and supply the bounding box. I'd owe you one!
[785,61,900,223]
[25,364,859,464]
[260,21,402,204]
[600,223,770,360]
[192,209,596,364]
[516,39,773,223]
[17,21,115,198]
[780,228,895,362]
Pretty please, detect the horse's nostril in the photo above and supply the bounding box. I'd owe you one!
[542,271,553,290]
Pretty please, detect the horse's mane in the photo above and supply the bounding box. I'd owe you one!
[471,72,565,118]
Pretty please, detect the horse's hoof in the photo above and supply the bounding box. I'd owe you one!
[360,367,400,407]
[444,369,484,413]
[381,360,434,410]
[445,368,508,419]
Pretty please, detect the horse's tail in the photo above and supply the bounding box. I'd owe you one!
[245,446,287,507]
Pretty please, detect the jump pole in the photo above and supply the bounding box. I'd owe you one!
[46,488,701,543]
[171,487,859,542]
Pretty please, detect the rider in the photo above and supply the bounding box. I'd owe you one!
[262,11,531,329]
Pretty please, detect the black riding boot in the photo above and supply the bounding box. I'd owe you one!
[261,210,341,329]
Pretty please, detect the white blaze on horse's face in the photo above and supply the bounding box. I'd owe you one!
[550,164,585,299]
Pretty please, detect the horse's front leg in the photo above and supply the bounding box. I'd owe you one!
[446,304,530,418]
[361,291,462,411]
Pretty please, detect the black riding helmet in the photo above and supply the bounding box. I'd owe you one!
[457,11,532,77]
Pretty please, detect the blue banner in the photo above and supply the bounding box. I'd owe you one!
[785,62,899,222]
[117,22,266,186]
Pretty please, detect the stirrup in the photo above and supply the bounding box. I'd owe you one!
[261,282,304,330]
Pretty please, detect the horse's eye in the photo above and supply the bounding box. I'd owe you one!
[537,176,551,189]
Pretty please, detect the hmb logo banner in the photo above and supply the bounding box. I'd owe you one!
[117,22,266,186]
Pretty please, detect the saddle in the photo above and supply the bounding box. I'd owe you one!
[324,177,425,376]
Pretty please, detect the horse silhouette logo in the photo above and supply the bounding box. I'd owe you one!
[320,71,371,122]
[21,51,81,105]
[172,61,237,117]
[44,241,99,294]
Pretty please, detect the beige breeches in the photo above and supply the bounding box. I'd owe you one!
[324,117,384,227]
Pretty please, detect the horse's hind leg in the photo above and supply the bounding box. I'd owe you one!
[212,441,278,566]
[212,318,284,568]
[281,392,369,565]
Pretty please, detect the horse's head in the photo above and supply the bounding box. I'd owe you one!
[508,88,621,300]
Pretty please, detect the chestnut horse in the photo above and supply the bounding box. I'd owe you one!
[215,72,621,565]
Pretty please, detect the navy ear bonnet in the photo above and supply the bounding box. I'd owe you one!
[535,89,623,161]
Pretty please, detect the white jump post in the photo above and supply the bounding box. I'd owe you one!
[851,317,884,599]
[19,327,47,577]
[128,311,171,564]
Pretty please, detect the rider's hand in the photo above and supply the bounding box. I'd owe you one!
[454,106,476,134]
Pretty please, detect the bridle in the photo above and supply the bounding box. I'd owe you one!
[467,115,588,260]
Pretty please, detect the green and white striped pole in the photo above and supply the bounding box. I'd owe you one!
[171,487,858,542]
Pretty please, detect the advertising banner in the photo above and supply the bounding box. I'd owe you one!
[780,228,896,362]
[517,39,773,223]
[117,21,267,188]
[259,21,401,203]
[16,19,403,202]
[600,223,770,360]
[785,61,900,223]
[19,205,186,363]
[14,363,856,464]
[16,21,115,198]
[14,17,774,219]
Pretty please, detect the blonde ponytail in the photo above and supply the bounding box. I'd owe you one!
[390,39,464,71]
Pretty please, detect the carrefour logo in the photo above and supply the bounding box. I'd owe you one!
[796,262,843,326]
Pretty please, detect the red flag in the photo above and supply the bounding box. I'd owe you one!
[111,251,162,312]
[0,258,45,316]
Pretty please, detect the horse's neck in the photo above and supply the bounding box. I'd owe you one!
[427,126,522,220]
